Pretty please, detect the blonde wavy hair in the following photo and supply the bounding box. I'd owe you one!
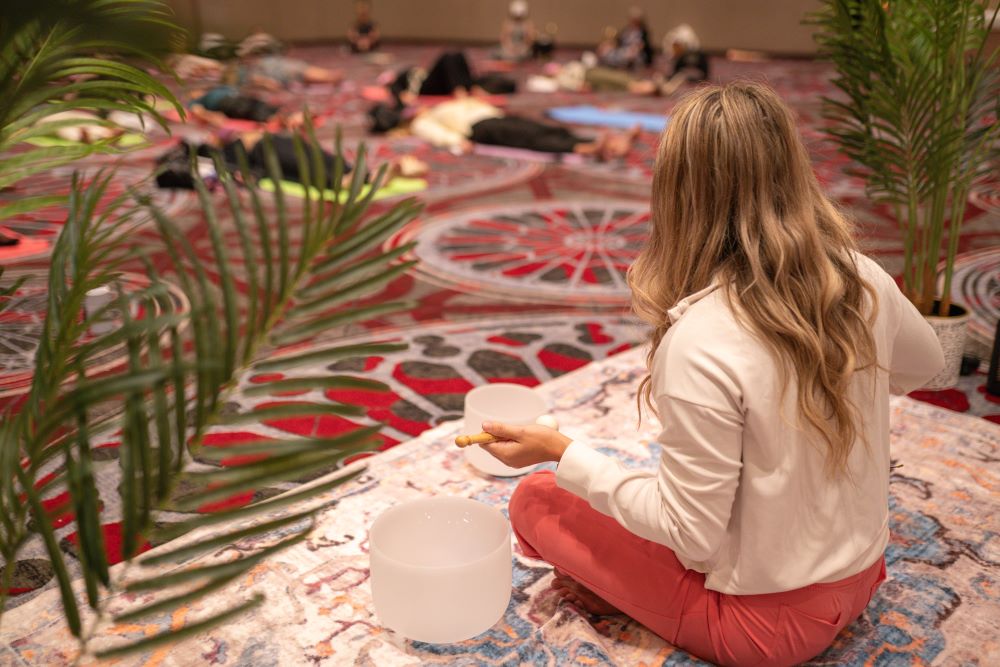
[628,82,878,475]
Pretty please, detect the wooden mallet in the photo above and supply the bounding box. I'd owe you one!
[454,415,559,448]
[454,432,498,448]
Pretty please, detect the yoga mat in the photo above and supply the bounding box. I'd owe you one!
[24,133,147,148]
[473,144,585,164]
[258,177,426,202]
[547,105,668,132]
[0,234,51,263]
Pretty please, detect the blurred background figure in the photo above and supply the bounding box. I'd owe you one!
[597,6,653,69]
[665,24,709,84]
[532,22,558,60]
[497,0,536,62]
[237,30,284,57]
[348,1,381,53]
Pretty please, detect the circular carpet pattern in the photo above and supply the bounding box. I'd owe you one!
[1,166,198,266]
[942,246,999,361]
[0,313,642,607]
[968,179,1000,217]
[227,312,643,457]
[559,130,659,185]
[0,272,189,399]
[387,200,650,305]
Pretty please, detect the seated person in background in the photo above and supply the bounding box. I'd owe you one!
[664,24,709,87]
[598,7,654,69]
[532,22,558,60]
[187,85,284,125]
[390,51,516,102]
[398,95,638,160]
[497,1,535,62]
[348,1,381,53]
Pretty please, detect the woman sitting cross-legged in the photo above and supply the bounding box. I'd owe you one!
[473,82,945,667]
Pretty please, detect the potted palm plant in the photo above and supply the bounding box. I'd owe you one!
[0,1,422,659]
[811,0,1000,389]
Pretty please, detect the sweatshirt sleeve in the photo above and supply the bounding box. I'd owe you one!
[888,294,946,394]
[864,261,946,394]
[556,379,743,566]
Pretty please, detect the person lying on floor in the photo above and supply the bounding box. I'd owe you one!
[377,94,638,160]
[168,52,341,91]
[237,30,284,58]
[170,54,227,80]
[388,51,516,102]
[472,82,945,667]
[36,110,126,143]
[527,52,667,96]
[186,85,293,126]
[155,130,426,190]
[239,54,344,90]
[348,1,381,53]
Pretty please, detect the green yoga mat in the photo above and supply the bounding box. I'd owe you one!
[258,177,427,202]
[24,133,147,148]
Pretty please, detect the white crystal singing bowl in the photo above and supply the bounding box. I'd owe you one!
[463,383,548,477]
[369,497,512,643]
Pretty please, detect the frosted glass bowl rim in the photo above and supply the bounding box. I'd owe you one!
[369,496,511,571]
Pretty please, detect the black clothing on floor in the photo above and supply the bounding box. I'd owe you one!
[349,20,380,52]
[475,72,517,95]
[419,51,474,95]
[215,96,279,122]
[672,50,710,82]
[390,52,515,102]
[155,135,354,190]
[241,134,354,185]
[469,117,585,154]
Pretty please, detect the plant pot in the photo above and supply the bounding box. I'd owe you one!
[922,301,970,391]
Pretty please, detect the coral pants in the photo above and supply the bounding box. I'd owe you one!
[509,471,886,667]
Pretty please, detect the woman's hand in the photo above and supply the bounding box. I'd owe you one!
[478,422,572,468]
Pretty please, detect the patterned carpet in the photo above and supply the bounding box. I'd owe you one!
[1,45,999,628]
[3,348,999,665]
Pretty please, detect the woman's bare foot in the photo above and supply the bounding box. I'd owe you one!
[599,124,640,161]
[396,154,429,178]
[550,569,621,616]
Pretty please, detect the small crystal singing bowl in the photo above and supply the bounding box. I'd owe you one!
[464,383,550,477]
[369,497,512,644]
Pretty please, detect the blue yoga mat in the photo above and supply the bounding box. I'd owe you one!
[547,105,668,132]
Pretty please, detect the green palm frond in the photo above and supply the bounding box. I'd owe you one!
[809,0,1000,314]
[0,124,423,657]
[0,0,184,222]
